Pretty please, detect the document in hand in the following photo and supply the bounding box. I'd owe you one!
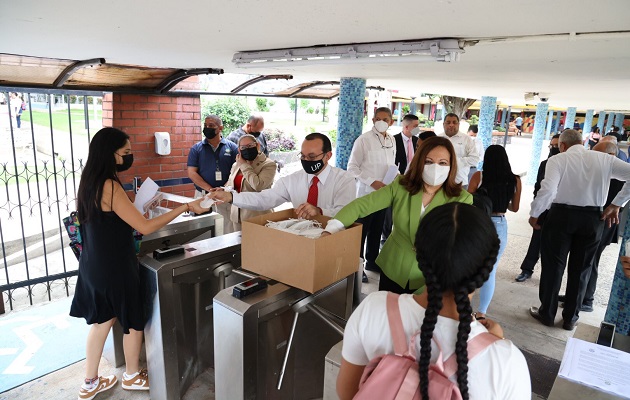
[133,177,160,213]
[558,337,630,398]
[382,165,399,185]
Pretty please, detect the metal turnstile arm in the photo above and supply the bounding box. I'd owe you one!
[277,311,300,390]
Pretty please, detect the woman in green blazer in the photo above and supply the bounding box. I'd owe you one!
[324,137,472,294]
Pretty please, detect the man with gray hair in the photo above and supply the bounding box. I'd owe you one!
[600,135,628,162]
[529,129,630,330]
[227,114,269,156]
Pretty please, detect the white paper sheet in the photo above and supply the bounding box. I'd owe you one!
[558,338,630,397]
[382,165,399,185]
[133,177,160,213]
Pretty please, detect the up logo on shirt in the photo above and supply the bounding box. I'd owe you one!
[224,148,232,155]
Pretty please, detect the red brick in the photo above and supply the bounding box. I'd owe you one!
[113,93,121,102]
[153,96,172,104]
[122,111,147,119]
[121,94,148,104]
[132,134,155,143]
[183,120,200,127]
[114,120,135,128]
[134,103,160,111]
[160,103,178,112]
[102,102,113,111]
[174,112,193,120]
[135,119,162,127]
[113,111,122,119]
[147,111,173,120]
[161,163,185,172]
[193,113,201,120]
[102,118,113,127]
[175,97,194,105]
[182,105,198,112]
[123,127,149,135]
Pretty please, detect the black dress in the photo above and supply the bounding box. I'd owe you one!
[70,210,145,334]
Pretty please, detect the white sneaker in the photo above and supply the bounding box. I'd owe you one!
[78,375,117,400]
[122,368,150,391]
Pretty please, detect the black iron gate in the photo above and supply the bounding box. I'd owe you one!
[0,89,102,312]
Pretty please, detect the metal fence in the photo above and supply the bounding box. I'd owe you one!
[0,90,102,312]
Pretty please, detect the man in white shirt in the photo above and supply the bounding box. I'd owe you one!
[515,116,523,135]
[207,133,356,219]
[347,107,397,278]
[467,124,485,183]
[528,129,630,330]
[439,113,480,187]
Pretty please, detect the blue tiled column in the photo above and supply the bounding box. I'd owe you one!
[545,110,554,139]
[597,111,607,132]
[555,110,562,132]
[527,102,549,185]
[615,113,625,129]
[410,97,417,115]
[605,222,630,335]
[605,112,614,134]
[564,107,577,130]
[477,96,496,169]
[336,77,366,170]
[583,109,594,148]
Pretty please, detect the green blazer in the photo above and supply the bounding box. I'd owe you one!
[335,176,473,291]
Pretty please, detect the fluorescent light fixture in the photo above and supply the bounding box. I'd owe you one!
[233,39,464,68]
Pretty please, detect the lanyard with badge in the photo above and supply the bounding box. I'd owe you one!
[211,143,223,182]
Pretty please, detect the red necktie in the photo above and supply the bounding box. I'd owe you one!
[307,176,319,207]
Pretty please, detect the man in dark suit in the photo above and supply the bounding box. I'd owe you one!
[381,114,419,259]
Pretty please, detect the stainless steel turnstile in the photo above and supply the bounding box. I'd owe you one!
[213,275,353,400]
[140,232,247,400]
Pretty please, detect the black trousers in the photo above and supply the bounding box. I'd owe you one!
[520,227,542,274]
[583,222,617,306]
[539,206,604,324]
[357,209,387,274]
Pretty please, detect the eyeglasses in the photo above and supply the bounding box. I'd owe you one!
[549,144,559,149]
[298,152,325,161]
[374,132,394,149]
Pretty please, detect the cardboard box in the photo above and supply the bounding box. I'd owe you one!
[241,209,362,293]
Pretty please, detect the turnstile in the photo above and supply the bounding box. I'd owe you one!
[213,275,353,399]
[140,232,248,400]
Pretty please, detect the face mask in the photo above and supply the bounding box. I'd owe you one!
[548,147,560,157]
[301,158,325,174]
[240,147,259,161]
[250,131,261,138]
[116,154,134,172]
[422,163,450,186]
[203,127,217,140]
[410,127,420,136]
[374,120,389,133]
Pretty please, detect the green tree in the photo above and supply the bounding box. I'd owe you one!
[288,99,297,112]
[255,97,269,112]
[201,97,250,134]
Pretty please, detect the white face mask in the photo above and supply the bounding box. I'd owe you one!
[374,120,389,133]
[422,164,450,186]
[410,127,420,136]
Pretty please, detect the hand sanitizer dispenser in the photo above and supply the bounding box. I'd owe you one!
[155,132,171,155]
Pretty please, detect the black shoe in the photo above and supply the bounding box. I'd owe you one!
[558,295,566,302]
[362,272,369,283]
[515,272,532,282]
[529,306,554,327]
[579,304,594,312]
[563,320,577,330]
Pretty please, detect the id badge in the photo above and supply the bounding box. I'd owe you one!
[215,170,222,181]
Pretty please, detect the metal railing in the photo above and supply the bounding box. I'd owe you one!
[0,90,102,312]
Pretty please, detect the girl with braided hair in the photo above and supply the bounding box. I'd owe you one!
[337,203,530,400]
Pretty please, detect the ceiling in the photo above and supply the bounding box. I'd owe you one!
[2,0,630,111]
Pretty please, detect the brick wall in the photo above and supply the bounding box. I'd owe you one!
[102,93,201,199]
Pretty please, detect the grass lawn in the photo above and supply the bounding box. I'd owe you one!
[21,108,102,135]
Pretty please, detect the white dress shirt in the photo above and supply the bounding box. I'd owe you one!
[232,165,356,217]
[530,144,630,217]
[347,127,397,197]
[438,132,480,185]
[401,134,414,171]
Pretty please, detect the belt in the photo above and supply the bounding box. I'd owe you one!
[551,203,602,212]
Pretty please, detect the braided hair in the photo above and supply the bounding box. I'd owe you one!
[415,203,500,400]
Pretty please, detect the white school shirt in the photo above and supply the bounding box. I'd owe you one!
[347,127,397,198]
[342,292,531,400]
[530,145,630,217]
[439,131,480,185]
[232,165,356,218]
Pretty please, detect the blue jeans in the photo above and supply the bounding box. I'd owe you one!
[478,215,508,314]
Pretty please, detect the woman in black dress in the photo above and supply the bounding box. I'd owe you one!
[71,127,209,400]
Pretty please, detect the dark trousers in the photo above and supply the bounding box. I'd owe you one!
[521,228,542,274]
[381,206,393,244]
[539,206,604,324]
[378,271,416,294]
[583,223,617,306]
[357,209,387,274]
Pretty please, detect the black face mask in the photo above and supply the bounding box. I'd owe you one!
[116,154,134,172]
[240,147,259,161]
[250,131,261,138]
[549,147,560,157]
[203,127,218,140]
[301,158,325,174]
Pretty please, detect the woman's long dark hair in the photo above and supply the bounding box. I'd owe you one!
[76,127,129,223]
[479,145,516,213]
[399,136,462,197]
[415,203,499,400]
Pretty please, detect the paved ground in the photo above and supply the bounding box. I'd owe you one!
[0,135,623,399]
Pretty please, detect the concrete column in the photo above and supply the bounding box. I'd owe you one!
[605,112,614,134]
[605,223,630,335]
[545,110,554,139]
[478,96,497,169]
[336,77,366,170]
[597,111,607,132]
[564,107,577,131]
[527,102,549,185]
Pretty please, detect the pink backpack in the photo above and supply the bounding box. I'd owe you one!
[354,292,499,400]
